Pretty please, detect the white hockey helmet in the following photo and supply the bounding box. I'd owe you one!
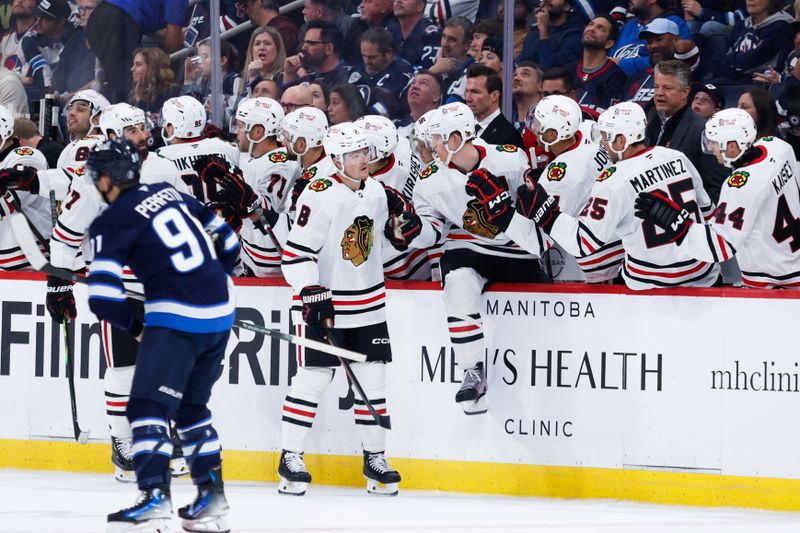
[701,108,756,167]
[67,89,110,121]
[355,114,398,163]
[0,103,14,145]
[323,122,370,183]
[99,103,147,138]
[161,96,206,142]
[531,95,582,150]
[280,106,328,157]
[594,102,647,159]
[426,102,475,164]
[412,109,436,151]
[235,97,284,144]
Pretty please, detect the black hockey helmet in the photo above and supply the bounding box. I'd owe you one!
[86,139,142,186]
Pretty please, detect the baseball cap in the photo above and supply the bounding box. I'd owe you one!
[696,83,725,109]
[481,37,503,56]
[638,18,680,38]
[35,0,71,20]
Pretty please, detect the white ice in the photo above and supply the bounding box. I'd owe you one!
[1,469,799,533]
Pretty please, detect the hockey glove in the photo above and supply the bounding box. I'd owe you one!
[383,185,412,216]
[0,165,39,194]
[290,177,310,212]
[46,276,76,322]
[193,155,231,186]
[203,122,229,141]
[209,202,243,233]
[634,191,693,244]
[300,285,335,338]
[384,209,422,251]
[465,168,514,232]
[516,182,561,234]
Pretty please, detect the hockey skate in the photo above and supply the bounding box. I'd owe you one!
[363,451,401,496]
[111,436,136,483]
[107,486,172,532]
[278,450,312,496]
[455,362,488,415]
[178,466,230,533]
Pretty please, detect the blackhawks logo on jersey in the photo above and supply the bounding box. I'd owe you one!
[462,199,500,238]
[496,144,518,153]
[341,215,374,267]
[596,166,616,182]
[309,178,331,192]
[546,162,567,181]
[420,163,438,179]
[301,167,317,181]
[13,147,34,156]
[268,151,288,163]
[727,170,749,188]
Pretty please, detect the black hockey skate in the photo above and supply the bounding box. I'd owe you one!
[363,451,401,496]
[278,450,312,496]
[107,486,172,532]
[169,421,189,478]
[455,362,487,415]
[178,466,230,533]
[111,436,136,483]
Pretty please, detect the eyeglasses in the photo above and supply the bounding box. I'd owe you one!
[77,5,95,13]
[302,40,330,47]
[282,102,303,112]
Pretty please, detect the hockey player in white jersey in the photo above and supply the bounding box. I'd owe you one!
[635,108,800,289]
[57,90,109,170]
[500,101,719,290]
[279,122,401,497]
[530,95,612,281]
[387,102,550,415]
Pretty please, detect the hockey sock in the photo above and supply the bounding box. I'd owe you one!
[105,365,134,439]
[443,268,486,369]
[127,398,173,490]
[281,367,333,452]
[176,403,222,486]
[351,362,387,453]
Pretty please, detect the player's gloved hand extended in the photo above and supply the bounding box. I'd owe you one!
[465,168,514,232]
[384,208,422,251]
[0,165,39,194]
[213,170,279,226]
[193,155,232,185]
[209,202,243,233]
[300,285,335,339]
[203,122,229,141]
[46,275,76,322]
[290,177,310,212]
[383,185,412,216]
[634,191,693,244]
[516,180,561,234]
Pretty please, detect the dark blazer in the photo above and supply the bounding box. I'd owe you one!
[479,112,524,148]
[646,105,728,204]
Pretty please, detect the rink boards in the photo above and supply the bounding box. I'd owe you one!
[1,273,800,510]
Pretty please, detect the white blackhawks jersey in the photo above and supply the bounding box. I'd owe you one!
[412,139,549,260]
[57,134,105,171]
[155,137,240,204]
[539,132,611,281]
[0,145,50,270]
[282,174,389,329]
[679,137,800,289]
[549,145,719,290]
[239,146,300,277]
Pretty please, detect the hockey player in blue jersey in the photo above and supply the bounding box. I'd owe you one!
[85,140,239,533]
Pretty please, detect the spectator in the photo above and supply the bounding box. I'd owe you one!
[343,0,397,64]
[429,16,474,101]
[183,38,240,102]
[681,0,745,37]
[241,26,286,97]
[778,83,800,159]
[86,0,188,104]
[625,18,677,109]
[21,0,76,101]
[478,37,504,78]
[14,116,63,167]
[283,20,361,88]
[280,84,314,114]
[244,0,299,55]
[308,81,329,111]
[468,19,501,59]
[299,0,353,48]
[512,61,542,132]
[75,0,98,27]
[576,14,625,112]
[252,79,281,99]
[753,23,800,85]
[517,0,583,70]
[0,0,38,77]
[129,48,178,126]
[690,83,724,119]
[387,0,441,70]
[712,0,793,83]
[738,88,777,138]
[52,0,99,105]
[0,52,28,114]
[425,0,479,24]
[466,64,523,147]
[541,67,577,99]
[644,60,727,202]
[328,83,368,124]
[356,27,414,96]
[611,0,697,78]
[398,69,442,131]
[497,0,533,58]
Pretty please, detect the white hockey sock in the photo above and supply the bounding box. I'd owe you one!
[351,362,387,453]
[443,267,486,369]
[105,365,134,439]
[281,367,333,452]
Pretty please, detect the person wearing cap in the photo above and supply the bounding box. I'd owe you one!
[517,0,583,70]
[690,83,724,120]
[478,37,504,78]
[576,13,626,112]
[610,0,697,79]
[625,18,678,110]
[21,0,77,101]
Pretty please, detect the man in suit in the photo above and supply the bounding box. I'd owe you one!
[465,64,523,148]
[645,59,727,203]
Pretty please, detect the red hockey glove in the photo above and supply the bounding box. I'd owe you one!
[383,184,412,217]
[0,165,39,194]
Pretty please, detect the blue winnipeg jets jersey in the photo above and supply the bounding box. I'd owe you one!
[88,183,239,334]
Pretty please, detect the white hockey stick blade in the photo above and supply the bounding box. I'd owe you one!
[77,429,90,445]
[236,321,367,363]
[10,212,49,270]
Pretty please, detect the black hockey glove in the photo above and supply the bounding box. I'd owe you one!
[0,165,39,194]
[300,285,335,338]
[383,184,412,217]
[290,177,310,212]
[46,275,76,322]
[384,208,422,251]
[465,168,514,232]
[193,155,231,186]
[209,202,243,233]
[634,191,693,244]
[203,122,229,141]
[516,181,560,234]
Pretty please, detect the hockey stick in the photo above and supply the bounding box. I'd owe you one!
[324,327,391,430]
[10,212,367,363]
